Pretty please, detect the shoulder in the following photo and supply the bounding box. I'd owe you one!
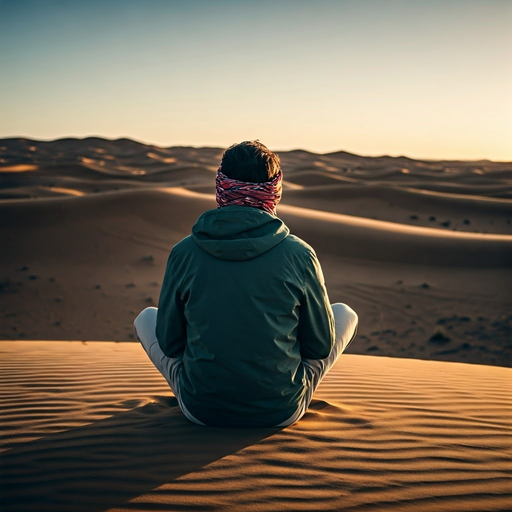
[171,235,195,254]
[279,233,325,283]
[166,235,196,265]
[280,233,317,260]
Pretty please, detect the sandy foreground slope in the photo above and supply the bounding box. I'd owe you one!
[1,137,511,366]
[1,341,511,512]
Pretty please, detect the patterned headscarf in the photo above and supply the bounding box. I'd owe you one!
[215,167,282,216]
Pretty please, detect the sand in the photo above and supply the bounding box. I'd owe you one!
[1,137,511,366]
[1,137,512,510]
[1,341,511,512]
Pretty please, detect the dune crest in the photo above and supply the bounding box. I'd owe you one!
[0,164,38,172]
[280,203,512,241]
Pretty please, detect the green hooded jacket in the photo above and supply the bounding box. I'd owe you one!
[156,205,335,427]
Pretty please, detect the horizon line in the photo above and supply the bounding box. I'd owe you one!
[0,134,509,164]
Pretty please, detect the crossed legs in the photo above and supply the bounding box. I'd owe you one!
[134,302,358,427]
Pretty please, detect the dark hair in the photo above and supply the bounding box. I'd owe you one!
[220,140,281,183]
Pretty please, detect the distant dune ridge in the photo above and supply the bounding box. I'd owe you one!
[1,137,511,366]
[1,138,512,511]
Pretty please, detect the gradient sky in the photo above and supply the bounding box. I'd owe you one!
[1,0,511,160]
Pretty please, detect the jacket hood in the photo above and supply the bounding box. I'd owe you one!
[191,206,289,261]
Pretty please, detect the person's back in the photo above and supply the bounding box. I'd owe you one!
[134,141,358,427]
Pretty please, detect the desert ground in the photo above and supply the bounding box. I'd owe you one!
[1,342,511,512]
[1,138,511,511]
[1,137,511,366]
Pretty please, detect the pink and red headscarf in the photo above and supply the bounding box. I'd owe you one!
[215,166,282,216]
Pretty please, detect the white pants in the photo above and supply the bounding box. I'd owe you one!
[134,303,358,427]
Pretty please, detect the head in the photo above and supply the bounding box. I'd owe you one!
[216,141,283,216]
[219,140,281,183]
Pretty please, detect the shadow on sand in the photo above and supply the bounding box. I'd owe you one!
[0,397,280,512]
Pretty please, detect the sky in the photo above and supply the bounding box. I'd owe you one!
[0,0,511,160]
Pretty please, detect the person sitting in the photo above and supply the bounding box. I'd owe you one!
[134,140,358,427]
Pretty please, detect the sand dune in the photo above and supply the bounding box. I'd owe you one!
[3,187,510,265]
[1,186,511,366]
[1,341,511,512]
[1,137,511,367]
[279,203,512,268]
[284,184,512,234]
[1,138,512,510]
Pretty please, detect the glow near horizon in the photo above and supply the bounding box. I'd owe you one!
[0,0,511,160]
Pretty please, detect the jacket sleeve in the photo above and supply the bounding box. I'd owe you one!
[155,250,187,358]
[297,250,335,360]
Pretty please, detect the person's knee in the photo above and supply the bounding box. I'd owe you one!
[331,302,358,326]
[134,306,158,325]
[133,307,158,342]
